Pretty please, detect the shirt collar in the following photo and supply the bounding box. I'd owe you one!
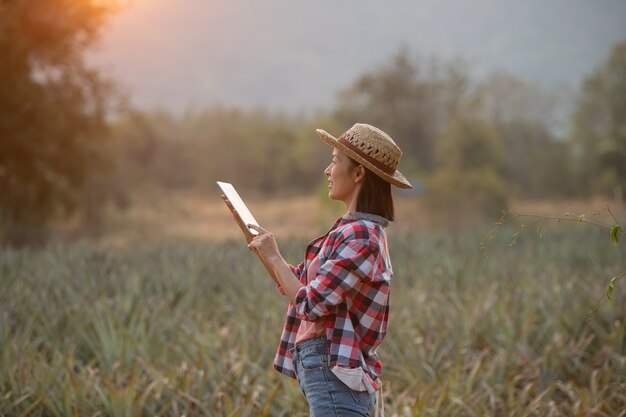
[310,211,390,247]
[342,211,390,228]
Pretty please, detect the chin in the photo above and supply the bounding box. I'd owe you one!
[327,187,344,201]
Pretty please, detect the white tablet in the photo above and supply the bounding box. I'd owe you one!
[216,181,259,236]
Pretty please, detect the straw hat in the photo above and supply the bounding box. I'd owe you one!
[316,123,413,189]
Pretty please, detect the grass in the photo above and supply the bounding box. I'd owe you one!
[1,222,625,416]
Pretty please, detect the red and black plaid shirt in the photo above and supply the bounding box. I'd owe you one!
[273,212,392,387]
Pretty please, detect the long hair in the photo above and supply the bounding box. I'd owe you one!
[348,158,395,221]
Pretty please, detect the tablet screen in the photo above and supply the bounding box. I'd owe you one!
[216,181,259,235]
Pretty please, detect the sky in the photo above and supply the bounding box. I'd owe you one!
[89,0,626,114]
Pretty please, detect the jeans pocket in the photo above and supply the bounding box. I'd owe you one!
[348,388,376,410]
[300,352,327,370]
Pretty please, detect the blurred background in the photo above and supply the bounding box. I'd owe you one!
[1,0,626,246]
[2,2,626,416]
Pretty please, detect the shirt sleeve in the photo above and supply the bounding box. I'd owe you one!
[293,236,379,321]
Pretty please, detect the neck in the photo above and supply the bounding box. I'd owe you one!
[343,187,360,213]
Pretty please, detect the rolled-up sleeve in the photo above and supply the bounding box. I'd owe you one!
[293,237,378,321]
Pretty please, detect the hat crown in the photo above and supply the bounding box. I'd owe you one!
[340,124,402,171]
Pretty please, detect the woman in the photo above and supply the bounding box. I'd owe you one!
[224,123,411,416]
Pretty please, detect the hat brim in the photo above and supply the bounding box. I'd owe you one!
[316,129,413,189]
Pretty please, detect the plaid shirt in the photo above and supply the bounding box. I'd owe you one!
[273,212,392,386]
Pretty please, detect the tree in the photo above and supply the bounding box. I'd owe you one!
[424,117,509,223]
[473,71,575,198]
[571,40,626,199]
[0,0,118,245]
[496,121,574,198]
[472,71,562,129]
[335,48,469,174]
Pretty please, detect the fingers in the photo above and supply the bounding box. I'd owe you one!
[248,238,260,251]
[222,196,243,222]
[221,195,235,211]
[248,226,269,246]
[248,224,269,235]
[221,195,254,243]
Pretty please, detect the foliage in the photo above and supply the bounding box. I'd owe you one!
[423,117,509,222]
[611,225,623,245]
[333,51,579,202]
[473,71,575,198]
[335,48,470,174]
[435,117,505,172]
[570,40,626,198]
[424,167,509,224]
[107,108,338,197]
[0,0,118,245]
[472,71,562,129]
[498,121,574,198]
[482,205,625,308]
[2,18,625,244]
[0,227,624,415]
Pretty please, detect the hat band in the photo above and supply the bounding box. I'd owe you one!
[338,137,396,175]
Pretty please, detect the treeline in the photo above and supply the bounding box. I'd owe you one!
[102,44,624,214]
[1,0,624,245]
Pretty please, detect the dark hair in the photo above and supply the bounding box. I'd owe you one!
[348,158,395,221]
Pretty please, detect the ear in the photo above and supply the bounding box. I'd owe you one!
[353,165,366,183]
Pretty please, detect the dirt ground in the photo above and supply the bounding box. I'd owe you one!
[77,191,623,247]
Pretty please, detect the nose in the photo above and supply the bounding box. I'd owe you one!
[324,164,331,176]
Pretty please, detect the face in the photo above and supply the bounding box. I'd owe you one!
[324,148,364,206]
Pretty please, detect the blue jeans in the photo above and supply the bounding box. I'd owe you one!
[290,338,376,417]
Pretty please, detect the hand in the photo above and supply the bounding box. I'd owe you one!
[221,194,255,243]
[248,224,280,262]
